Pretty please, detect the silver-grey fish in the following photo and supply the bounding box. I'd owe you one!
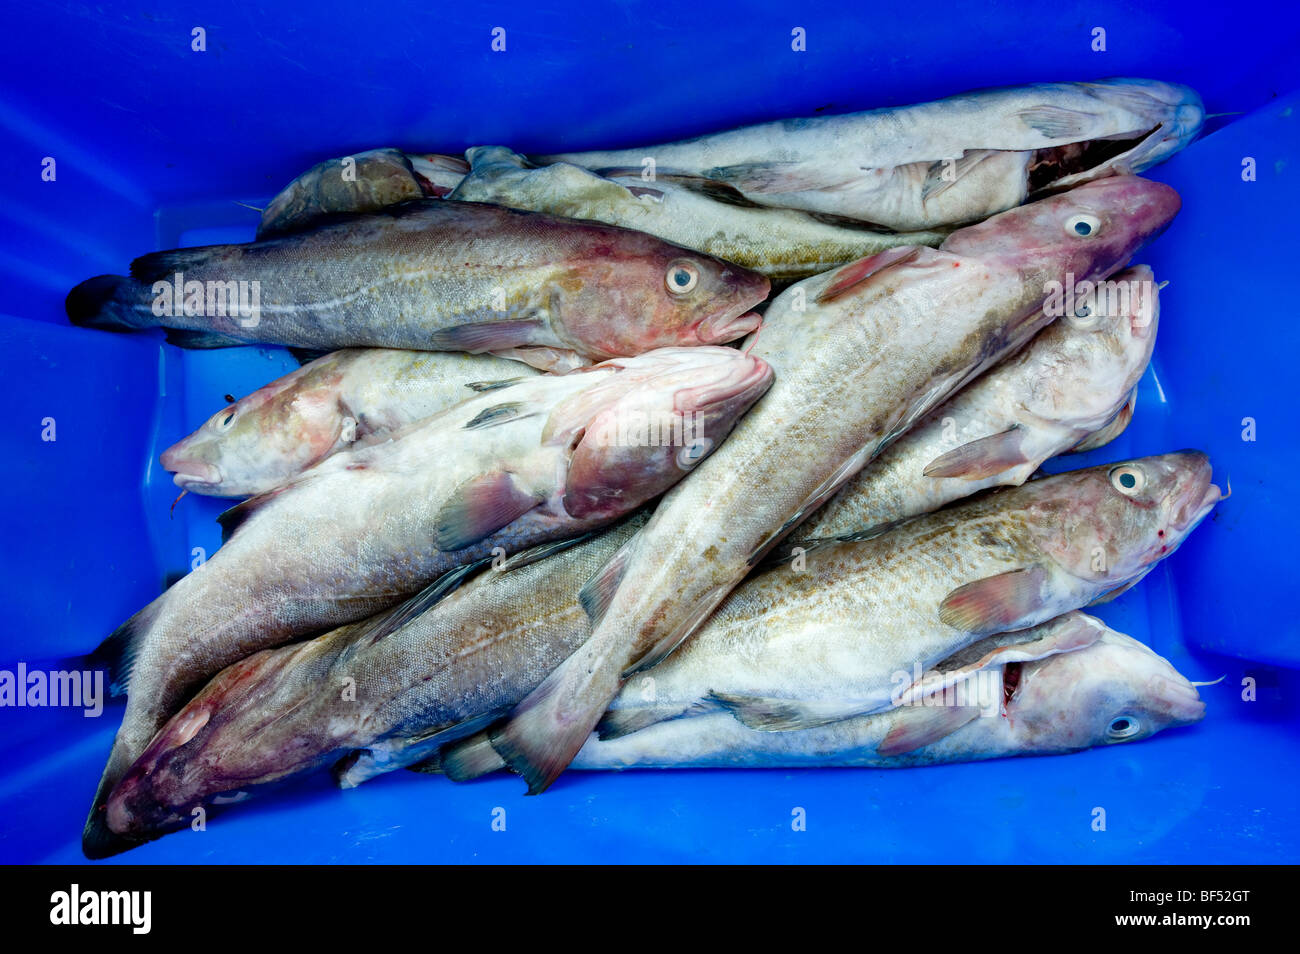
[543,79,1203,230]
[161,348,539,497]
[81,346,772,857]
[796,263,1160,540]
[568,618,1207,770]
[449,147,948,284]
[66,200,769,372]
[471,176,1181,794]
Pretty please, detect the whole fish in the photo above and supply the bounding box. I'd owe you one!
[162,348,539,497]
[796,264,1160,540]
[543,79,1203,230]
[257,149,470,239]
[66,200,770,372]
[81,346,772,857]
[101,514,649,845]
[476,175,1182,794]
[567,619,1207,770]
[448,147,948,284]
[587,452,1219,739]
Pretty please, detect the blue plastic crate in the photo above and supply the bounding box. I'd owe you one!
[1,1,1297,862]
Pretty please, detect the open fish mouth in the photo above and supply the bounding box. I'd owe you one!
[695,310,763,345]
[1027,126,1164,194]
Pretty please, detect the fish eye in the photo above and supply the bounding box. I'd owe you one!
[666,260,700,295]
[1109,464,1146,495]
[218,409,237,429]
[1065,213,1102,238]
[1106,715,1141,741]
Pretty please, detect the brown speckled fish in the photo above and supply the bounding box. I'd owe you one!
[66,200,769,372]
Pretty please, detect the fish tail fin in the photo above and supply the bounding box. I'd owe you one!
[65,274,155,333]
[85,598,165,697]
[489,637,623,794]
[81,737,148,859]
[128,246,223,284]
[440,731,508,782]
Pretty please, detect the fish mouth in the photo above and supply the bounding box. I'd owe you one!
[1149,675,1207,725]
[1170,466,1222,534]
[695,310,763,345]
[676,354,774,412]
[163,455,223,489]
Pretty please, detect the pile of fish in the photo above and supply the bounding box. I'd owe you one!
[65,78,1223,857]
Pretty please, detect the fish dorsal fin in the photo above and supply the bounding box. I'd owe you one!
[463,402,533,430]
[493,531,601,574]
[216,485,291,543]
[700,160,855,197]
[815,246,925,304]
[877,705,982,757]
[433,470,547,551]
[938,564,1052,634]
[922,426,1028,480]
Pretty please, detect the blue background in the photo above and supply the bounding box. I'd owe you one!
[0,1,1296,862]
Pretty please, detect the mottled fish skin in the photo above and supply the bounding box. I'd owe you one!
[256,148,469,240]
[102,514,648,843]
[570,621,1206,769]
[161,348,539,497]
[543,79,1203,230]
[449,147,949,284]
[797,264,1160,540]
[81,346,772,857]
[67,200,769,372]
[475,176,1182,794]
[596,452,1220,736]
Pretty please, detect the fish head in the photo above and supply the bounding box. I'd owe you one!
[1005,625,1205,753]
[941,176,1180,293]
[1026,450,1221,589]
[557,236,769,358]
[1020,264,1159,428]
[104,641,346,838]
[550,347,774,520]
[1028,79,1205,194]
[159,359,352,497]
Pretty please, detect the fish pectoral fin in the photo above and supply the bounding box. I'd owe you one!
[899,613,1105,708]
[433,470,547,551]
[920,151,1000,201]
[814,246,925,304]
[426,319,546,355]
[626,583,735,676]
[344,559,491,655]
[922,426,1029,480]
[708,692,858,732]
[877,705,982,757]
[702,160,852,196]
[465,376,529,394]
[489,346,588,373]
[938,564,1052,635]
[1016,105,1094,140]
